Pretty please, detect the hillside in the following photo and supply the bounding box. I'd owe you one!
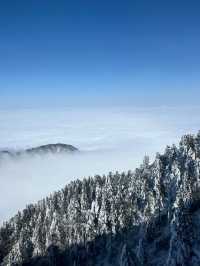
[1,133,200,265]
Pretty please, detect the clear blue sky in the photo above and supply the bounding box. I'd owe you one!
[0,0,200,108]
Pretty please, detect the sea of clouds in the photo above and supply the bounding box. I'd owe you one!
[0,106,200,223]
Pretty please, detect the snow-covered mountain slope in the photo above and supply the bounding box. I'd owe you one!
[1,132,200,265]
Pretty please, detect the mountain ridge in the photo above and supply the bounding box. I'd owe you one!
[0,143,78,159]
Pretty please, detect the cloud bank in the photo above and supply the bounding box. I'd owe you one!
[0,106,200,223]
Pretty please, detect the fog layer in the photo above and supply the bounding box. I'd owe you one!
[0,106,200,222]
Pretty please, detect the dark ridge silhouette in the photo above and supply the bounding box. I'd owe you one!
[0,143,78,159]
[25,143,78,154]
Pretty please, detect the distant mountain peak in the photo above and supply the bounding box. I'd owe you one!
[25,143,78,154]
[0,143,78,159]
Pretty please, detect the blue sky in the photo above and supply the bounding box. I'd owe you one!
[0,0,200,108]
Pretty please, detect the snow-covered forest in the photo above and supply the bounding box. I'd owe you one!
[1,132,200,265]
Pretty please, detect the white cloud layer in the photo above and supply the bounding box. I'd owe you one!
[0,106,200,223]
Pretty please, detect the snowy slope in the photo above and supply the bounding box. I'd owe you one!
[1,132,200,265]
